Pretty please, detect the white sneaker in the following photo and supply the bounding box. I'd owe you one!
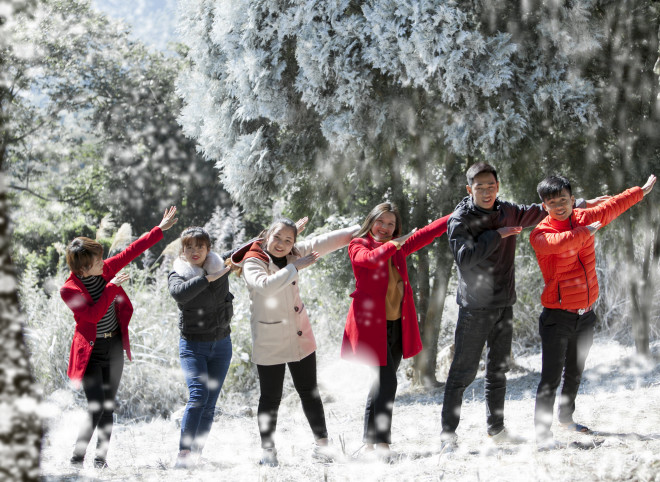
[488,428,526,445]
[174,450,194,469]
[259,448,279,467]
[537,438,566,452]
[312,443,343,463]
[439,432,458,453]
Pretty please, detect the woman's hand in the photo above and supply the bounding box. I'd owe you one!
[392,228,417,246]
[584,196,611,208]
[587,221,602,235]
[206,265,231,282]
[295,217,309,235]
[110,272,130,286]
[292,251,319,271]
[158,206,178,231]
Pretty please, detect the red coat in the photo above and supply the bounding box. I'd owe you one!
[530,187,643,310]
[341,215,450,366]
[60,226,163,383]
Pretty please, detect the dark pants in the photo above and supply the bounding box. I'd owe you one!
[534,308,595,441]
[179,336,232,452]
[363,319,403,444]
[441,306,513,436]
[73,335,124,461]
[256,351,328,449]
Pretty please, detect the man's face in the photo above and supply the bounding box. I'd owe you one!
[467,172,499,210]
[542,189,575,221]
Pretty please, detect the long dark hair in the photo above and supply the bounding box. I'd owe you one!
[354,202,402,239]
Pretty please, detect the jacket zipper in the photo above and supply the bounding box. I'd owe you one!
[570,216,590,307]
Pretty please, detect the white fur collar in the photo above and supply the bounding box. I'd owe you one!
[173,251,224,280]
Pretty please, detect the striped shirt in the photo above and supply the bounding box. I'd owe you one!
[79,275,119,336]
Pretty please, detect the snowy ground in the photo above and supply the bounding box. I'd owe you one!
[40,337,660,481]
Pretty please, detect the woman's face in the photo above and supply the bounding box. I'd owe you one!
[370,212,397,241]
[81,255,103,277]
[183,240,209,267]
[265,225,296,257]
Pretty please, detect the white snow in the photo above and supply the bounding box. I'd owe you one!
[39,337,660,481]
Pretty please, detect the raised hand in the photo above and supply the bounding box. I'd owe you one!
[110,272,130,286]
[295,217,309,235]
[641,174,656,196]
[585,195,611,208]
[158,206,178,231]
[497,226,522,238]
[292,251,319,271]
[587,221,602,235]
[206,265,231,282]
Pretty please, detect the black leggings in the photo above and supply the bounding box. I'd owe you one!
[73,336,124,460]
[256,351,328,449]
[363,319,403,444]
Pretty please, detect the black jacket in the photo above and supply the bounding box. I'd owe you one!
[168,251,234,342]
[448,196,547,309]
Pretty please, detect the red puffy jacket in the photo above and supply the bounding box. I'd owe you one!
[60,226,163,383]
[341,215,450,366]
[530,188,643,310]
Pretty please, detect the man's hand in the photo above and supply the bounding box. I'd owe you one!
[641,174,656,196]
[587,221,602,236]
[585,196,611,208]
[497,226,522,238]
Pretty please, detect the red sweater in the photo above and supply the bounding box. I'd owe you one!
[60,226,163,383]
[341,215,450,366]
[530,188,643,310]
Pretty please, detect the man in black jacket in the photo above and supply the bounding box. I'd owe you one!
[440,163,598,447]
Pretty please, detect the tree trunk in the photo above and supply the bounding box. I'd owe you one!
[0,172,42,480]
[622,213,653,356]
[412,241,454,386]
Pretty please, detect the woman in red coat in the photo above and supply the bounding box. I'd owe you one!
[341,202,450,459]
[60,207,177,469]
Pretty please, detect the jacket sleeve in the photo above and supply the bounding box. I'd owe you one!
[530,226,592,255]
[448,216,501,269]
[582,187,644,227]
[242,258,298,295]
[349,238,397,269]
[60,283,121,325]
[401,214,450,257]
[296,225,361,258]
[104,226,164,277]
[168,271,210,304]
[506,202,547,228]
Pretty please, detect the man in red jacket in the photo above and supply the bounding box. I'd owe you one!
[530,174,656,450]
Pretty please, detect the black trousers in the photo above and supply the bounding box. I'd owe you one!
[363,319,403,444]
[534,308,595,441]
[256,351,328,449]
[441,306,513,436]
[73,335,124,460]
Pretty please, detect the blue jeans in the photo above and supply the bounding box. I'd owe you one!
[441,306,513,436]
[179,336,232,452]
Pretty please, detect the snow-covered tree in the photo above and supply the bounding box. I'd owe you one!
[0,1,43,479]
[177,0,607,381]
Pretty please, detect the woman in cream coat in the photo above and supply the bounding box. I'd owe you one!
[232,217,358,466]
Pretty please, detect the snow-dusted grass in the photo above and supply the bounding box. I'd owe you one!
[39,338,660,481]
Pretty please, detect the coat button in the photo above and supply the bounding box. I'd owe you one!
[292,281,296,285]
[297,331,303,336]
[294,306,299,312]
[90,341,94,346]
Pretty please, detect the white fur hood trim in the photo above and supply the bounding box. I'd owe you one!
[173,251,224,280]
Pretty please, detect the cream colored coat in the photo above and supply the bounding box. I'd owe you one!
[241,226,359,366]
